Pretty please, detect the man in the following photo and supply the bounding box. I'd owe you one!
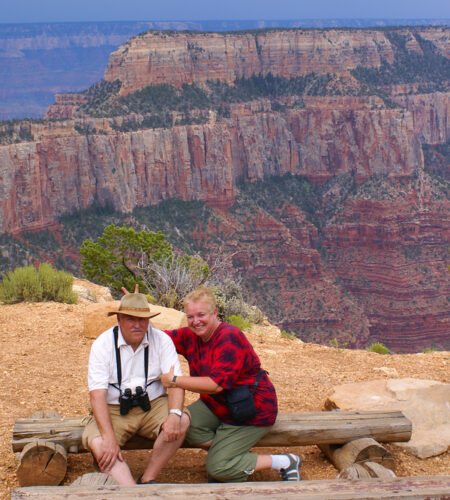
[81,293,190,485]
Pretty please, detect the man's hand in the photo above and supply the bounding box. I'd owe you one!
[160,365,175,389]
[161,413,182,442]
[121,284,139,295]
[97,436,123,472]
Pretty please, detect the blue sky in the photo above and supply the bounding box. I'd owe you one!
[1,0,449,24]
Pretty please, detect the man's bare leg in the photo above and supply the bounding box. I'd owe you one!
[140,414,190,483]
[89,436,135,485]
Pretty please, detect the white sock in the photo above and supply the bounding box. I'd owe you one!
[270,454,290,471]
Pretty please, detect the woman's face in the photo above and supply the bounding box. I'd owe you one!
[185,300,219,342]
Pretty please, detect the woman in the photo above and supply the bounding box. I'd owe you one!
[160,286,302,483]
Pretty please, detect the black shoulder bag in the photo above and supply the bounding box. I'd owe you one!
[225,370,265,423]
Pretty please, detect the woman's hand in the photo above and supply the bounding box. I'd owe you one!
[160,365,175,389]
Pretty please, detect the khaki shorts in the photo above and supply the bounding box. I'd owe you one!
[82,395,170,449]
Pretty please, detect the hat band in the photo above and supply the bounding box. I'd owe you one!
[119,307,151,312]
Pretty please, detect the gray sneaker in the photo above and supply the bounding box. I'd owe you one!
[280,453,302,481]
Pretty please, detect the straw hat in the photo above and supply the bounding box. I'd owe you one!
[107,293,160,319]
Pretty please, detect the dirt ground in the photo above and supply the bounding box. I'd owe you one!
[0,300,449,499]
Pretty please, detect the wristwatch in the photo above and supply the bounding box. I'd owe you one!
[169,408,183,417]
[171,375,177,387]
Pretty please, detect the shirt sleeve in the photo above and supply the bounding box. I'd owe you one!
[87,336,112,392]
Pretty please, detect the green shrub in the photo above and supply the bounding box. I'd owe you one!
[209,278,263,322]
[422,347,436,353]
[280,329,297,340]
[0,263,77,304]
[0,265,42,303]
[367,342,390,355]
[225,314,251,331]
[329,337,348,349]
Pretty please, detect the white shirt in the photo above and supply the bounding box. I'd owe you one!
[88,324,182,404]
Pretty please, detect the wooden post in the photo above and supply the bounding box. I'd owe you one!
[319,437,395,471]
[16,439,67,486]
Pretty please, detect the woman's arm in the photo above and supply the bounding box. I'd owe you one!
[160,366,223,394]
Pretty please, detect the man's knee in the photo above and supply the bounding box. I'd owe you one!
[88,436,103,458]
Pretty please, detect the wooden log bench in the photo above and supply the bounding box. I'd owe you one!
[13,409,412,452]
[12,410,412,487]
[11,476,450,499]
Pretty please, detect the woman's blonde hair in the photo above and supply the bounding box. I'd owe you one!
[183,287,216,312]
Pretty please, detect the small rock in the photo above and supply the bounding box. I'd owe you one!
[373,367,399,377]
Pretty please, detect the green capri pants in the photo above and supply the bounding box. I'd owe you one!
[185,399,271,482]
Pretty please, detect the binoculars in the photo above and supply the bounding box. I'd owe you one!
[119,386,151,415]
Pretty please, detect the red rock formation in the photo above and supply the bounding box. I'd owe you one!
[0,104,425,234]
[394,92,449,145]
[103,29,396,93]
[102,27,448,94]
[323,181,449,352]
[45,94,89,119]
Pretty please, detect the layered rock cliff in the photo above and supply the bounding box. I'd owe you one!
[0,27,448,352]
[0,103,426,234]
[103,28,449,93]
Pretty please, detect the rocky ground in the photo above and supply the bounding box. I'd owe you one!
[0,298,449,499]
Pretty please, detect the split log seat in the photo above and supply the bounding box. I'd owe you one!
[11,476,450,499]
[13,409,412,453]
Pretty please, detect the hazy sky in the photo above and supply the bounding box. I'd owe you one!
[1,0,449,24]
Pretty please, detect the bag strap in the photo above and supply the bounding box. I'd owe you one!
[210,369,267,401]
[144,326,150,387]
[110,325,149,392]
[251,369,266,394]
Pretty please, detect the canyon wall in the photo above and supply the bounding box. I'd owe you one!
[0,103,425,235]
[103,28,449,93]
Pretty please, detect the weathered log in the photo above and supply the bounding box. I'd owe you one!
[338,461,396,479]
[30,410,62,419]
[363,461,396,478]
[338,463,372,479]
[12,410,412,453]
[16,439,67,486]
[319,437,395,471]
[71,472,118,486]
[11,476,450,499]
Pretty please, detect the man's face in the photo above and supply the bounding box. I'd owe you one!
[117,314,149,350]
[185,300,219,342]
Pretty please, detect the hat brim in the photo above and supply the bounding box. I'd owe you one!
[107,310,160,319]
